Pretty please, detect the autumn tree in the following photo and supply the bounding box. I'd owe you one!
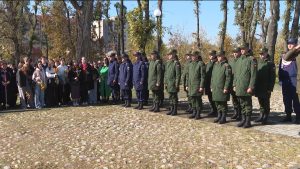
[69,0,94,59]
[290,0,300,39]
[219,0,227,51]
[193,0,201,50]
[266,0,280,61]
[0,0,29,63]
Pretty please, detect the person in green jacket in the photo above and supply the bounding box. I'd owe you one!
[211,51,232,124]
[233,43,257,128]
[98,57,111,102]
[187,51,206,120]
[165,49,181,116]
[254,47,276,124]
[228,47,242,120]
[148,50,163,112]
[182,53,192,113]
[282,38,300,124]
[205,50,218,117]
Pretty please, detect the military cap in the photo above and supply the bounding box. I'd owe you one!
[192,51,201,57]
[232,47,241,53]
[209,50,217,56]
[288,38,298,44]
[107,51,116,57]
[121,53,129,58]
[133,51,141,56]
[259,47,268,54]
[241,43,249,49]
[167,49,177,55]
[216,50,225,56]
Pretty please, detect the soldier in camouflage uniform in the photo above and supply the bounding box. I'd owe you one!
[148,50,163,112]
[187,51,206,120]
[228,47,242,120]
[165,49,181,116]
[205,50,218,117]
[211,51,232,124]
[182,53,192,113]
[233,43,257,128]
[254,47,276,124]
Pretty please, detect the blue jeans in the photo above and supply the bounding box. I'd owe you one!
[35,85,45,108]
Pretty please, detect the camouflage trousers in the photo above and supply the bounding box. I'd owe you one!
[214,101,228,114]
[207,91,217,113]
[152,90,161,104]
[231,91,241,110]
[168,92,178,105]
[238,96,252,116]
[191,96,202,111]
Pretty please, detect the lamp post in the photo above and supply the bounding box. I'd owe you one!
[154,9,162,54]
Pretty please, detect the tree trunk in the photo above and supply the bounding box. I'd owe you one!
[290,0,300,39]
[267,0,280,61]
[282,0,293,52]
[220,0,227,51]
[249,0,259,49]
[259,0,268,44]
[70,0,94,59]
[120,0,124,54]
[28,2,39,57]
[194,0,200,50]
[63,0,76,56]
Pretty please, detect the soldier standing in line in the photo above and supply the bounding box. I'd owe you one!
[254,47,276,124]
[133,52,146,110]
[182,53,192,113]
[187,51,206,120]
[233,43,257,128]
[118,53,133,107]
[205,50,218,117]
[211,51,232,124]
[229,47,242,120]
[165,49,181,116]
[148,50,163,112]
[283,38,300,124]
[107,51,120,104]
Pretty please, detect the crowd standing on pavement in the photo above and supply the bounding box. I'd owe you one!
[1,38,300,128]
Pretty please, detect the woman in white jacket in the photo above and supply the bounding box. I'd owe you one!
[32,61,47,109]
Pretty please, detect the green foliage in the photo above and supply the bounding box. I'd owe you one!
[126,7,155,52]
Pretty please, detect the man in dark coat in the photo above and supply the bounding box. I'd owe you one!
[205,50,218,117]
[211,51,232,124]
[148,50,163,112]
[165,49,181,116]
[182,53,192,113]
[133,52,146,110]
[187,51,206,120]
[254,47,276,124]
[0,61,12,109]
[233,43,257,128]
[228,47,242,120]
[107,51,120,104]
[282,38,300,124]
[119,53,133,107]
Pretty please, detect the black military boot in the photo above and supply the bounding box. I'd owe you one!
[153,103,160,112]
[262,112,269,125]
[149,103,155,112]
[243,116,252,128]
[281,112,292,122]
[138,102,143,110]
[167,104,174,115]
[214,111,222,123]
[294,112,300,124]
[195,109,201,120]
[219,111,227,124]
[237,115,246,127]
[231,108,239,119]
[125,100,131,108]
[189,108,196,119]
[185,104,192,113]
[254,111,264,122]
[134,102,140,109]
[171,104,178,116]
[207,111,217,117]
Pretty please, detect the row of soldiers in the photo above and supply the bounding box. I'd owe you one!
[112,43,275,128]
